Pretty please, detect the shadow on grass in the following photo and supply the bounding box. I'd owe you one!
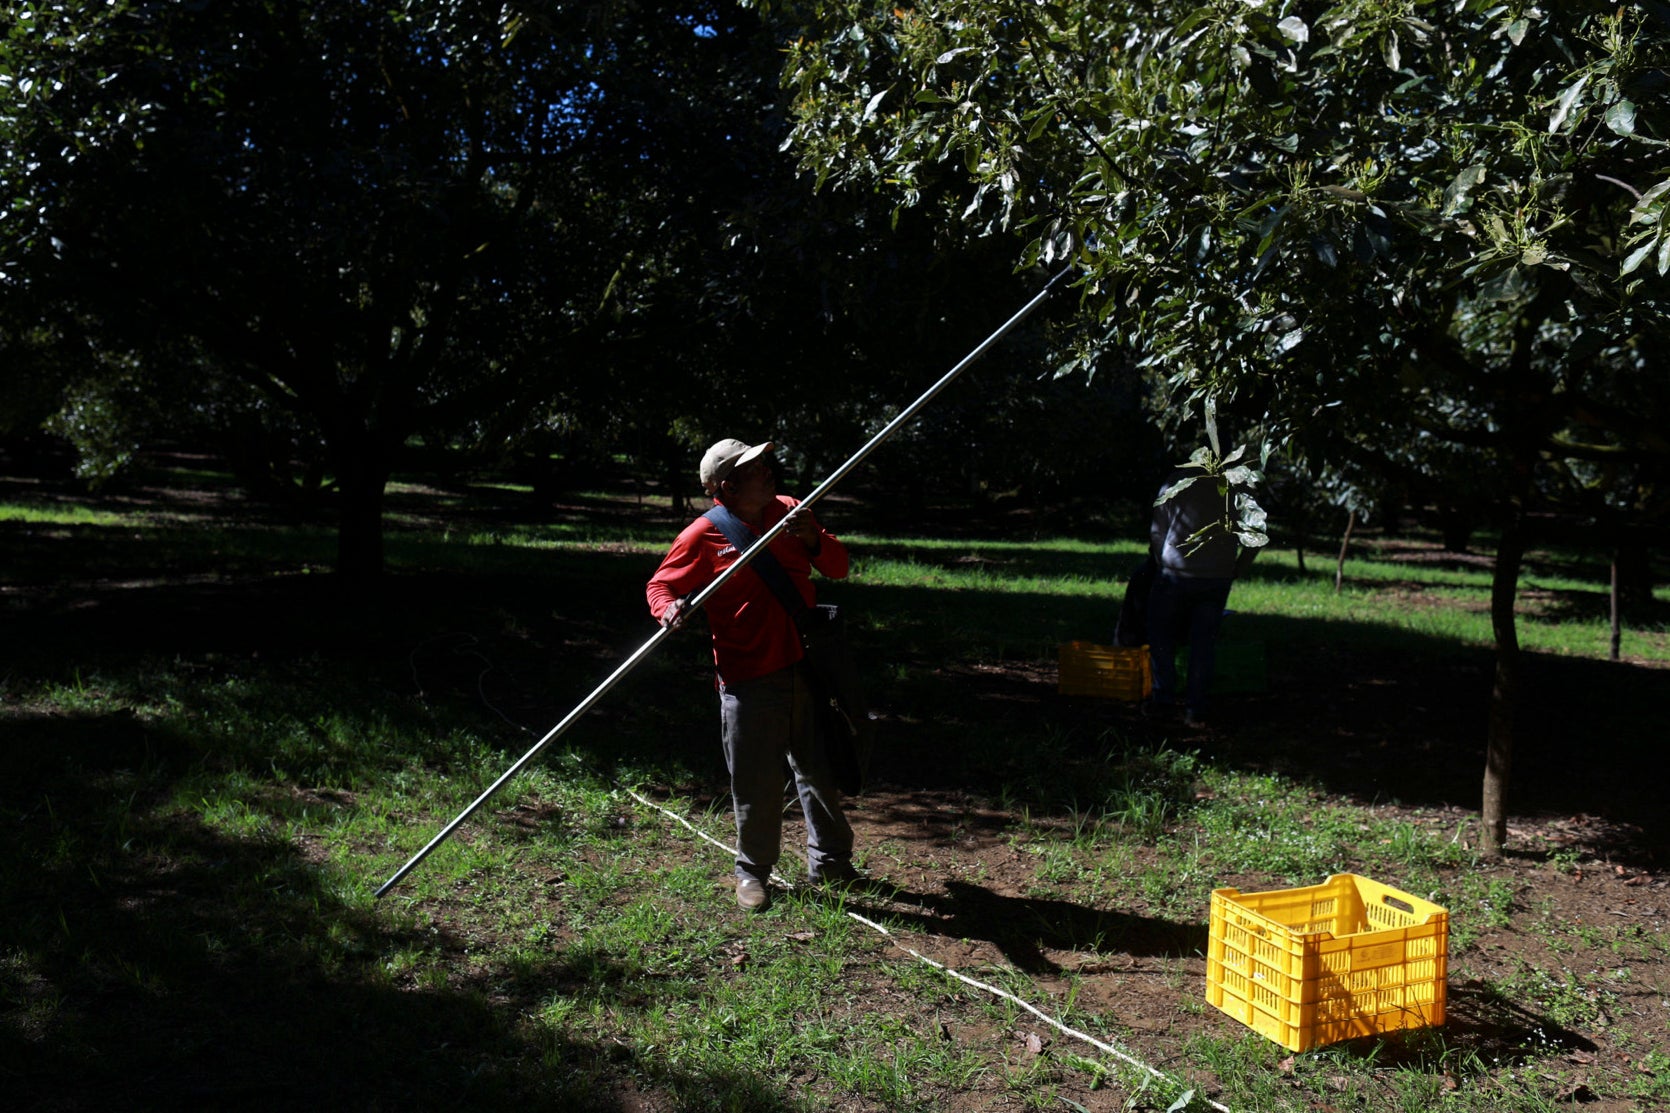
[846,880,1208,974]
[8,546,1668,867]
[1282,982,1600,1084]
[833,581,1670,855]
[1442,979,1600,1057]
[0,731,799,1113]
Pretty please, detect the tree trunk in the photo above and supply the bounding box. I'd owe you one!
[333,439,390,582]
[1478,274,1565,857]
[1616,538,1653,609]
[1334,510,1356,594]
[663,445,688,518]
[1292,508,1308,575]
[1479,515,1524,856]
[1610,552,1621,663]
[1438,505,1473,553]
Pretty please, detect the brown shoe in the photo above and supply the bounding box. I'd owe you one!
[736,877,770,912]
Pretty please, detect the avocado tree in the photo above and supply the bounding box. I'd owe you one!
[2,1,652,576]
[9,2,965,575]
[764,0,1670,852]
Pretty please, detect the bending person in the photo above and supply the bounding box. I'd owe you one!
[1145,464,1255,727]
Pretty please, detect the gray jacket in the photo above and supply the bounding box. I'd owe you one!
[1150,467,1239,579]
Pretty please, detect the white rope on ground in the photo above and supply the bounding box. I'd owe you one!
[846,911,1233,1113]
[622,786,1233,1113]
[427,647,1228,1109]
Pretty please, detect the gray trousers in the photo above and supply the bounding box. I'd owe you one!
[720,663,853,882]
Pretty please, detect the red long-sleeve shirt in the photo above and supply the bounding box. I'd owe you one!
[646,495,849,684]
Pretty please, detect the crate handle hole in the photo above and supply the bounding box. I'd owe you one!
[1382,895,1415,914]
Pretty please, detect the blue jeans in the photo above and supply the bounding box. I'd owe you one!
[1146,571,1233,717]
[719,664,852,882]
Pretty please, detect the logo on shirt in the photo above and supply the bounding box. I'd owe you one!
[717,544,739,559]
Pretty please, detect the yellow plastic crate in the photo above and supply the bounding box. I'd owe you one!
[1058,641,1151,701]
[1206,874,1448,1052]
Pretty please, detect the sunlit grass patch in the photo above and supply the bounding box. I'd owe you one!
[0,501,128,526]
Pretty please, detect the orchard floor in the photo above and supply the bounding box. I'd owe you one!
[648,639,1670,1112]
[4,462,1668,1111]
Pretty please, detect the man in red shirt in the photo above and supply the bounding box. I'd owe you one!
[647,438,857,911]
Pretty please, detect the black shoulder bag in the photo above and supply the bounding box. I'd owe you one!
[704,505,873,795]
[1112,552,1157,647]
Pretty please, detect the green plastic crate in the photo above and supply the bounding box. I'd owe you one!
[1177,640,1266,694]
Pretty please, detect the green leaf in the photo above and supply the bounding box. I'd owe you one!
[1167,1090,1197,1113]
[1622,240,1654,275]
[1187,223,1212,263]
[1548,75,1587,134]
[1604,99,1637,136]
[1479,264,1531,301]
[1174,8,1212,38]
[1628,178,1670,225]
[1155,474,1204,505]
[1311,233,1338,267]
[1382,30,1400,71]
[1441,165,1486,217]
[1277,16,1309,44]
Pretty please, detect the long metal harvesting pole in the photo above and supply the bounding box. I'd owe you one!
[374,267,1072,898]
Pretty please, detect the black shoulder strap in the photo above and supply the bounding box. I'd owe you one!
[703,504,807,620]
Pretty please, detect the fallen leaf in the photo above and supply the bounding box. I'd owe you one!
[1567,1051,1595,1065]
[1625,875,1647,886]
[1555,1081,1595,1102]
[788,931,817,942]
[1327,1075,1350,1092]
[1277,1055,1296,1074]
[1441,1072,1459,1091]
[1615,865,1629,877]
[1024,1031,1044,1055]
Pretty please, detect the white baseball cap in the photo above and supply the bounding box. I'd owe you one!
[699,438,775,494]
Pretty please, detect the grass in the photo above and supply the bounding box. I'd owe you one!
[3,464,1669,1110]
[0,501,127,525]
